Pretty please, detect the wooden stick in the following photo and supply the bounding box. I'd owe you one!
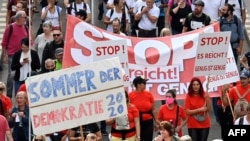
[80,126,84,140]
[225,92,235,121]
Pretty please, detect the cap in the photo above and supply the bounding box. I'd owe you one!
[239,70,249,78]
[133,76,149,86]
[194,0,204,7]
[55,48,63,55]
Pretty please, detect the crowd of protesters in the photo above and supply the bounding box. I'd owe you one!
[0,0,249,141]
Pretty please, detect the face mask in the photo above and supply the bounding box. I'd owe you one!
[165,97,174,105]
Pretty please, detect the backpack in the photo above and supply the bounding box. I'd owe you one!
[67,1,87,15]
[220,15,238,28]
[225,0,243,16]
[233,87,250,119]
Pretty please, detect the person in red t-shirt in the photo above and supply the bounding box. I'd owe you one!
[0,82,12,119]
[158,89,187,137]
[0,115,13,141]
[129,76,159,141]
[106,90,140,141]
[184,77,212,141]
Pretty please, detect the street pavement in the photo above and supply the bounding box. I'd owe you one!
[1,0,250,140]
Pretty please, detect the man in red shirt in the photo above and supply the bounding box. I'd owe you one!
[1,10,28,98]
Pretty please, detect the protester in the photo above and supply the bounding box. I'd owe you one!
[219,0,246,25]
[104,0,130,34]
[129,76,159,141]
[76,9,87,21]
[153,121,180,141]
[159,28,171,37]
[66,0,92,23]
[222,70,250,120]
[41,29,64,72]
[217,84,234,140]
[182,0,211,32]
[155,0,167,36]
[112,18,126,35]
[32,135,47,141]
[219,3,244,65]
[11,37,41,95]
[158,89,187,137]
[1,10,29,98]
[86,133,98,141]
[106,90,140,141]
[54,48,63,70]
[11,91,30,141]
[68,123,102,141]
[184,77,212,141]
[41,58,56,73]
[41,0,62,30]
[169,0,192,35]
[34,21,53,64]
[0,82,12,120]
[135,0,159,37]
[180,135,192,141]
[0,115,13,141]
[234,103,250,125]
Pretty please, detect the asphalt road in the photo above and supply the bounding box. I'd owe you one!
[1,0,250,140]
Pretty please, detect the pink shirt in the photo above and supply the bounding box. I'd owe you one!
[1,22,28,55]
[0,115,10,141]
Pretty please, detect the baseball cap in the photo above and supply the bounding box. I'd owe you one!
[239,70,249,78]
[133,76,149,86]
[194,0,205,7]
[55,48,63,55]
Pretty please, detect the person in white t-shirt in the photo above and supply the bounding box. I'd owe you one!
[66,0,92,23]
[135,0,159,37]
[104,0,130,33]
[234,103,250,125]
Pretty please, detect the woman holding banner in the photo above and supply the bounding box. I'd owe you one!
[10,91,30,141]
[184,77,211,141]
[106,90,140,141]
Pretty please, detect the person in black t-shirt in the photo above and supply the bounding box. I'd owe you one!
[182,0,211,32]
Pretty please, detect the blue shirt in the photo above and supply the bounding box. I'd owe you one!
[155,0,168,17]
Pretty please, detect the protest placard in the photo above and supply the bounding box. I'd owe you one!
[63,15,240,99]
[93,39,129,87]
[26,57,127,135]
[194,32,231,76]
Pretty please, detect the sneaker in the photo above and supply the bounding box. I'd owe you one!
[102,131,108,136]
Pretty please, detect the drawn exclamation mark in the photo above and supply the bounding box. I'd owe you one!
[174,67,177,79]
[122,45,125,53]
[225,37,228,44]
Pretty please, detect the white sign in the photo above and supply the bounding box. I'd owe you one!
[209,46,239,87]
[26,57,127,135]
[93,39,129,87]
[194,32,231,76]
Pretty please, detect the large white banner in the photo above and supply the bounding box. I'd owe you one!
[26,57,127,135]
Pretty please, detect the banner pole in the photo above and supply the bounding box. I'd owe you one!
[226,92,235,121]
[80,126,84,140]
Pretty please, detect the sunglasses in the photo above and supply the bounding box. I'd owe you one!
[53,34,61,37]
[0,88,4,91]
[34,139,43,141]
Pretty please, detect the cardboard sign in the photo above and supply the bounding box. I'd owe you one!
[26,57,127,135]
